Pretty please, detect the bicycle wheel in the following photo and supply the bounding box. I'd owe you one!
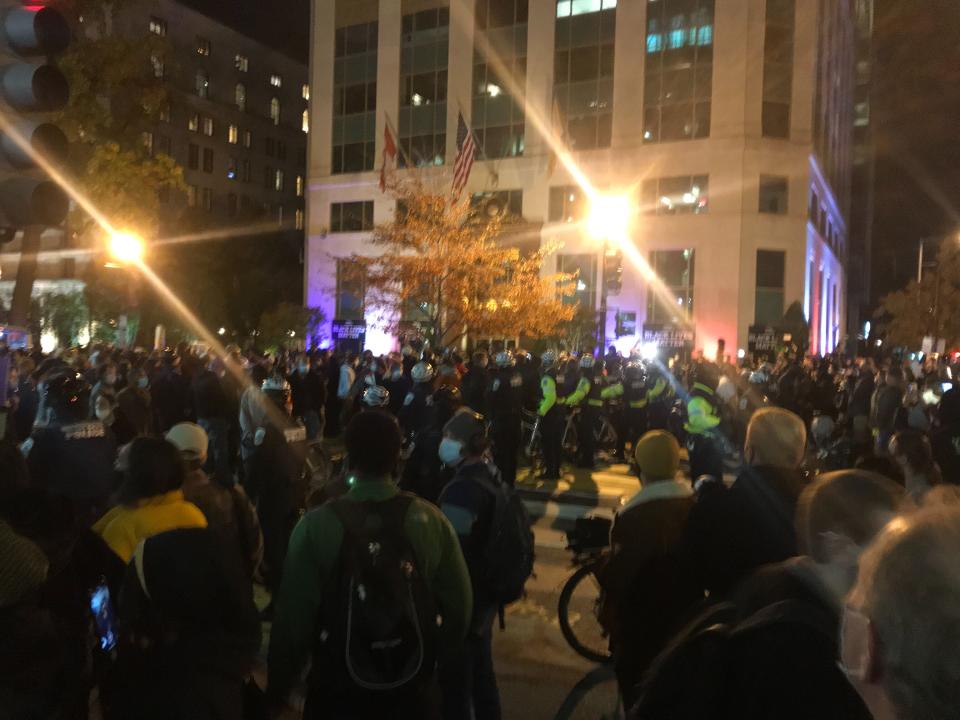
[554,664,622,720]
[558,562,612,664]
[562,417,579,460]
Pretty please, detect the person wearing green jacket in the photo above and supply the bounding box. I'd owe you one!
[267,410,473,719]
[565,355,605,469]
[684,362,724,480]
[538,350,565,479]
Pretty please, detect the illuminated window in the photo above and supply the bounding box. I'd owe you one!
[274,169,284,192]
[548,186,588,222]
[270,97,280,126]
[648,250,695,323]
[643,0,714,143]
[228,124,238,144]
[270,74,282,88]
[557,254,597,309]
[150,54,164,79]
[235,54,248,72]
[302,83,310,100]
[235,83,246,111]
[301,109,309,133]
[473,0,526,159]
[295,175,304,197]
[149,17,166,36]
[640,175,710,215]
[201,117,213,136]
[188,113,199,132]
[295,209,304,230]
[398,10,448,167]
[196,37,210,56]
[195,70,209,98]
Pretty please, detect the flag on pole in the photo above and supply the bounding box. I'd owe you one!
[451,112,476,202]
[379,122,398,192]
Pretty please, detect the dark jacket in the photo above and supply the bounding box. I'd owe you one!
[116,386,152,438]
[460,367,489,415]
[192,369,229,420]
[288,370,327,418]
[400,422,454,506]
[600,481,702,704]
[150,368,192,433]
[848,374,875,418]
[685,465,808,598]
[114,528,261,720]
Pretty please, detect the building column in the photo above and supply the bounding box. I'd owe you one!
[309,0,335,180]
[446,0,476,165]
[610,0,645,149]
[524,0,555,223]
[376,0,402,223]
[710,0,754,139]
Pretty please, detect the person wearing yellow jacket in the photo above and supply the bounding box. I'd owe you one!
[538,350,565,480]
[602,362,648,460]
[94,437,207,563]
[684,362,724,481]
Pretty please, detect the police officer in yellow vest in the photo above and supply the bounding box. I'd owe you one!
[564,355,605,470]
[538,350,565,480]
[684,362,724,480]
[601,361,648,461]
[645,364,675,432]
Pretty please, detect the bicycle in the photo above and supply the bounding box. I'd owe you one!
[562,406,619,460]
[558,515,614,665]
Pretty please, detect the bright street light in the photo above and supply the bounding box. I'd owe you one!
[218,327,226,336]
[108,231,145,263]
[641,342,658,361]
[586,194,632,240]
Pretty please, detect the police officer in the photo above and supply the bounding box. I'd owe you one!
[645,363,674,432]
[602,361,648,461]
[25,369,117,522]
[538,351,564,480]
[398,361,435,438]
[486,350,523,486]
[684,362,724,480]
[565,355,605,470]
[244,375,308,614]
[360,385,391,411]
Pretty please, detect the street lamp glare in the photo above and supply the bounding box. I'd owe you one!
[587,194,632,241]
[109,231,145,263]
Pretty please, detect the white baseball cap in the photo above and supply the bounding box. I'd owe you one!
[165,422,209,463]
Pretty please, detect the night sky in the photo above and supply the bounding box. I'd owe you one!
[186,0,960,310]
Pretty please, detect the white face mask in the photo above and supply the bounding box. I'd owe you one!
[438,437,464,466]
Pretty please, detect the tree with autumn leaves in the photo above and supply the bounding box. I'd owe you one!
[347,182,577,348]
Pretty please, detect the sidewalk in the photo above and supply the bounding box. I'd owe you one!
[515,462,638,510]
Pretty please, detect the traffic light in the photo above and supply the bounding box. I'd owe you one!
[0,3,71,231]
[603,250,623,295]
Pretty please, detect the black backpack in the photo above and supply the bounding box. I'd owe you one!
[317,494,438,694]
[630,599,835,720]
[472,467,535,606]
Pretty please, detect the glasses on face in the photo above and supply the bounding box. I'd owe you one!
[838,603,872,681]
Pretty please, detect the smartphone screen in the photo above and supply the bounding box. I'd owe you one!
[90,583,117,651]
[942,382,954,393]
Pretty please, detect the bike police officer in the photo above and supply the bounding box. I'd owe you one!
[684,362,724,480]
[486,350,524,486]
[538,350,564,480]
[564,355,605,470]
[398,361,435,438]
[601,361,648,461]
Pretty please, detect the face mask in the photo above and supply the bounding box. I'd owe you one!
[438,437,464,466]
[137,377,149,389]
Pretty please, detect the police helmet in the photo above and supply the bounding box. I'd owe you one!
[541,350,558,368]
[579,354,596,369]
[749,370,769,385]
[43,370,91,423]
[624,362,642,380]
[261,375,291,405]
[494,350,515,368]
[411,362,435,384]
[810,415,835,445]
[362,385,391,408]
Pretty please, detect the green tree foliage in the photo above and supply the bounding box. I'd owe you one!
[32,292,89,347]
[351,182,576,347]
[57,0,184,238]
[876,242,960,348]
[257,302,325,352]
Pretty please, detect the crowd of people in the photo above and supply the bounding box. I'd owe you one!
[1,337,960,720]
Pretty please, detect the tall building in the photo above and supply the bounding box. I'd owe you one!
[306,0,856,357]
[0,0,309,312]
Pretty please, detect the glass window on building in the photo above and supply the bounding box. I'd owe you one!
[235,83,246,111]
[330,201,375,232]
[302,83,310,100]
[228,124,238,144]
[187,143,199,170]
[201,187,213,211]
[336,258,366,321]
[202,117,214,136]
[470,189,523,219]
[553,0,615,150]
[235,54,249,72]
[196,37,211,56]
[548,185,588,222]
[186,184,197,207]
[759,175,788,214]
[755,249,785,325]
[151,54,164,79]
[270,74,282,88]
[399,9,449,167]
[202,148,213,173]
[227,158,238,181]
[228,193,238,216]
[296,175,304,197]
[302,109,310,133]
[196,71,209,98]
[643,0,714,143]
[472,0,527,159]
[296,209,305,230]
[762,0,795,138]
[141,131,153,156]
[159,103,171,123]
[149,17,166,36]
[641,175,709,214]
[557,254,597,310]
[156,134,171,156]
[188,113,199,132]
[333,21,378,173]
[647,249,695,323]
[270,97,281,126]
[243,130,252,148]
[274,169,284,192]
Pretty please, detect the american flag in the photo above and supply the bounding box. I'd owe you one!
[451,112,476,201]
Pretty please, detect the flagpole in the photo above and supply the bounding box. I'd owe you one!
[384,111,414,169]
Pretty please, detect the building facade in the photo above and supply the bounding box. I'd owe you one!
[0,0,309,311]
[306,0,855,357]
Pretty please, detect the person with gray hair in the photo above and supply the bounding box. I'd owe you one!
[842,504,960,720]
[685,407,810,597]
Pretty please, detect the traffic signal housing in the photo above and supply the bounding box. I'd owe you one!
[0,3,71,231]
